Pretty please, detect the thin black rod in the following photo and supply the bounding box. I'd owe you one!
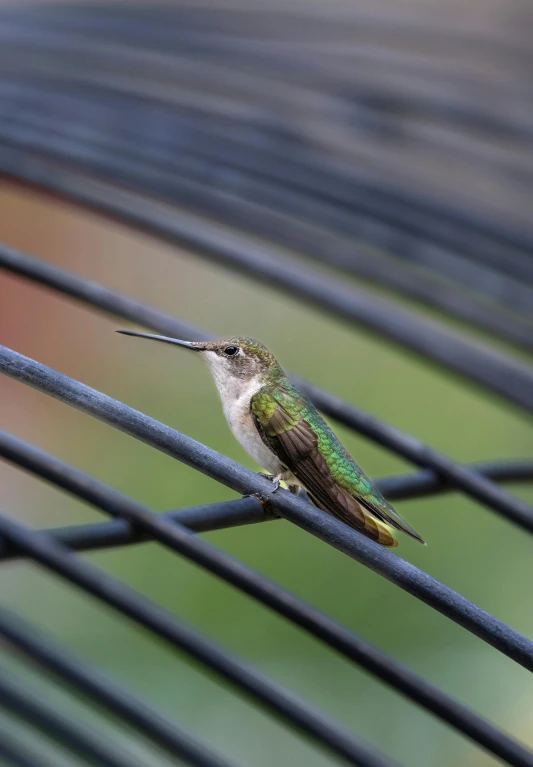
[0,513,400,767]
[0,672,134,767]
[0,497,270,558]
[2,151,533,413]
[0,725,56,767]
[2,244,532,536]
[1,347,533,675]
[1,435,531,766]
[0,457,531,560]
[0,611,237,767]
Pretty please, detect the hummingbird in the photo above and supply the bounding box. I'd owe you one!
[117,331,425,548]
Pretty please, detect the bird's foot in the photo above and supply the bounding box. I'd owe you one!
[259,472,283,492]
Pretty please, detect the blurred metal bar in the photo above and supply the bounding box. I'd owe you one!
[0,43,532,277]
[0,611,236,767]
[2,96,533,309]
[2,151,533,413]
[2,244,533,536]
[2,102,532,348]
[1,436,532,766]
[2,3,533,260]
[0,512,401,767]
[0,725,56,767]
[0,673,134,767]
[1,347,532,674]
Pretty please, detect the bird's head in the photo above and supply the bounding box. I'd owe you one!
[116,331,282,389]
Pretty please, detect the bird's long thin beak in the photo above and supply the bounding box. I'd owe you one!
[116,330,206,351]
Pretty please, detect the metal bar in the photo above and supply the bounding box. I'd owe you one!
[2,151,533,413]
[1,435,531,766]
[0,71,532,286]
[0,497,270,557]
[3,15,532,141]
[0,512,400,767]
[2,105,533,309]
[2,14,533,263]
[1,347,532,674]
[3,99,533,336]
[2,244,532,536]
[0,724,56,767]
[3,102,530,345]
[0,457,531,560]
[0,672,134,767]
[5,87,532,299]
[0,610,237,767]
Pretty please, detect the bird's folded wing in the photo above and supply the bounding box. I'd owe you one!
[250,387,398,547]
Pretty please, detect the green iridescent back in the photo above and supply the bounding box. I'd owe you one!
[252,374,395,519]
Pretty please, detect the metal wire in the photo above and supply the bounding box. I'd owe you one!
[2,150,533,413]
[2,244,532,538]
[2,433,532,766]
[1,347,533,675]
[0,672,135,767]
[0,609,236,767]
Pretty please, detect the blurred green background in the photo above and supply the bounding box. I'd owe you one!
[0,181,532,766]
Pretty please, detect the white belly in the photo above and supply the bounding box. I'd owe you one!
[222,387,284,475]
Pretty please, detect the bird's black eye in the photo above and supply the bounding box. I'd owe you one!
[224,345,239,357]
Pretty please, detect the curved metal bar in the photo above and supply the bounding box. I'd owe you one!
[2,103,531,348]
[2,150,533,413]
[0,512,400,767]
[0,724,56,767]
[1,434,532,766]
[2,244,532,536]
[0,673,134,767]
[2,92,533,320]
[2,4,533,263]
[1,347,532,676]
[0,611,237,767]
[0,457,531,560]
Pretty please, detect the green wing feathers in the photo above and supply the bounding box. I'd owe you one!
[251,384,424,548]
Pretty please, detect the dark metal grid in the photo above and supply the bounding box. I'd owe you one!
[0,608,236,767]
[1,162,532,767]
[3,3,533,246]
[0,334,533,766]
[1,93,533,352]
[0,226,533,764]
[2,346,533,670]
[0,6,532,766]
[1,148,533,415]
[1,428,533,767]
[2,244,533,539]
[0,671,136,767]
[2,462,533,562]
[0,508,399,767]
[0,83,533,350]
